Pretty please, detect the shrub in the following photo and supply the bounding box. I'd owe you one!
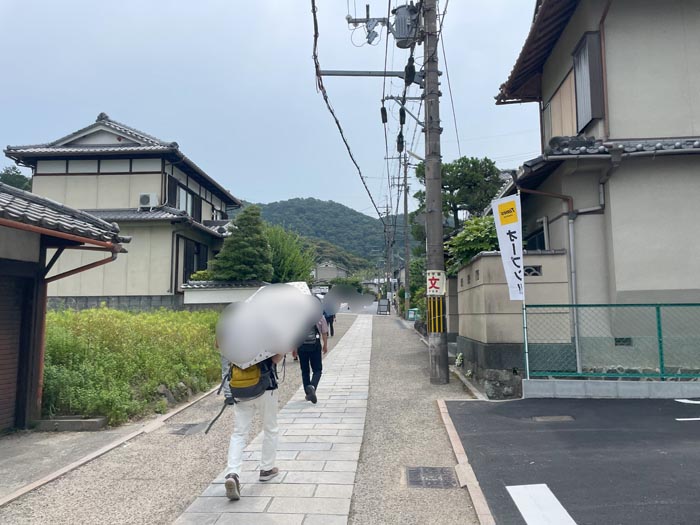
[43,307,220,425]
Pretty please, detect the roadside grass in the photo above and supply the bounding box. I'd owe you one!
[42,307,220,425]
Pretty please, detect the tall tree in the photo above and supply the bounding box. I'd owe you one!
[1,166,31,191]
[413,156,503,230]
[265,224,315,283]
[209,205,273,282]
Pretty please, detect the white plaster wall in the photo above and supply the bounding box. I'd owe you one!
[68,160,98,173]
[36,160,66,174]
[133,158,161,172]
[183,287,260,304]
[100,159,130,173]
[605,0,700,139]
[0,226,40,262]
[47,224,173,296]
[608,156,700,299]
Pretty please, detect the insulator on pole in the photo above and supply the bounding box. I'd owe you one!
[381,106,388,124]
[399,107,406,126]
[397,131,404,153]
[404,57,416,86]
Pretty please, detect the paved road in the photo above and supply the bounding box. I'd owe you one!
[351,314,477,525]
[446,398,700,525]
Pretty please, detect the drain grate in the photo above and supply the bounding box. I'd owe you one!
[532,415,575,422]
[406,467,459,489]
[169,423,204,435]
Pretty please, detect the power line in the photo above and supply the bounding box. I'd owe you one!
[310,0,385,227]
[440,31,461,158]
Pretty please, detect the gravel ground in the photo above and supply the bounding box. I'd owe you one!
[0,314,356,525]
[350,314,478,525]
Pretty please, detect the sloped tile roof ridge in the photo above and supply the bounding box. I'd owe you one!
[5,112,174,151]
[545,136,700,156]
[182,280,267,289]
[99,114,174,147]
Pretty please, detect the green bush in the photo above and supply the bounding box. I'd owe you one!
[43,307,220,425]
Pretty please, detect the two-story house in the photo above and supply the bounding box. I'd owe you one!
[496,0,700,306]
[455,0,700,398]
[5,113,241,309]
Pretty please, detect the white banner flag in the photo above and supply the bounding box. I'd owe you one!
[492,195,524,301]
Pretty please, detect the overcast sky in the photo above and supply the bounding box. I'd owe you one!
[0,1,539,217]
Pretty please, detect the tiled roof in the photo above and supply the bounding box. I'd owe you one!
[0,182,130,244]
[4,113,242,208]
[494,137,700,200]
[83,208,227,238]
[546,137,700,157]
[6,146,172,155]
[181,280,267,289]
[496,0,579,104]
[83,207,189,222]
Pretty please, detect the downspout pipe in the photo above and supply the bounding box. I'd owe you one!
[516,186,582,373]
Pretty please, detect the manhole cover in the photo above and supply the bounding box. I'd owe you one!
[532,415,575,422]
[169,423,205,435]
[406,467,458,489]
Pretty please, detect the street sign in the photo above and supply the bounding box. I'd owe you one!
[426,270,446,296]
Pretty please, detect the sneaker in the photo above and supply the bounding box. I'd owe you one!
[224,396,235,406]
[259,467,279,482]
[304,385,317,404]
[224,473,240,501]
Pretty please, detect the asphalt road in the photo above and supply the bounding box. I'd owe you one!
[446,398,700,525]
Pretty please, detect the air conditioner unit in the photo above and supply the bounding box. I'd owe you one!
[139,193,158,208]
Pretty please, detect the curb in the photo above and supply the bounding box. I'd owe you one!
[0,385,218,508]
[451,366,488,401]
[437,399,495,525]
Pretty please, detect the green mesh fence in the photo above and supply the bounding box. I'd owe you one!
[524,304,700,379]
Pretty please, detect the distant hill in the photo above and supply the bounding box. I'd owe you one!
[234,197,413,271]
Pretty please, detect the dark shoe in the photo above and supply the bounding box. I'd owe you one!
[225,473,240,501]
[225,396,235,405]
[304,385,317,404]
[259,467,279,482]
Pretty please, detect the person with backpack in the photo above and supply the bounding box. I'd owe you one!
[223,352,284,501]
[295,314,329,404]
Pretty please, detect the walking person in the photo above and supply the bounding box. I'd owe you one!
[223,353,284,501]
[295,314,329,404]
[324,309,336,337]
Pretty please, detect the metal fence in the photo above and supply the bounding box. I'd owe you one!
[524,304,700,379]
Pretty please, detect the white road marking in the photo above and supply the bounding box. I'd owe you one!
[674,399,700,405]
[676,418,700,421]
[507,484,577,525]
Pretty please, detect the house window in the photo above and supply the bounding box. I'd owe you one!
[526,230,547,251]
[573,32,604,132]
[542,70,576,144]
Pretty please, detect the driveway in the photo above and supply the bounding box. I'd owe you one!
[446,398,700,525]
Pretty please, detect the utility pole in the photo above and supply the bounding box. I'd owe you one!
[423,0,449,384]
[403,152,411,317]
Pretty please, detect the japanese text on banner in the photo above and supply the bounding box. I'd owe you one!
[492,195,524,301]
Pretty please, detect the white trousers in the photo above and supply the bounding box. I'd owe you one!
[227,389,279,476]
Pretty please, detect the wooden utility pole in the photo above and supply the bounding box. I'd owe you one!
[423,0,448,384]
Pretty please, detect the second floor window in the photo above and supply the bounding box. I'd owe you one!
[573,32,605,132]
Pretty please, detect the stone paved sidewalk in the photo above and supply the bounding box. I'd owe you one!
[175,315,372,525]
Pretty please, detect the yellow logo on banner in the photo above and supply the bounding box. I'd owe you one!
[498,201,518,225]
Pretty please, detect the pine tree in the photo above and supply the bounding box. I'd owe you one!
[209,205,273,282]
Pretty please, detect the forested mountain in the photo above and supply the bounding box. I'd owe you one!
[234,197,413,272]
